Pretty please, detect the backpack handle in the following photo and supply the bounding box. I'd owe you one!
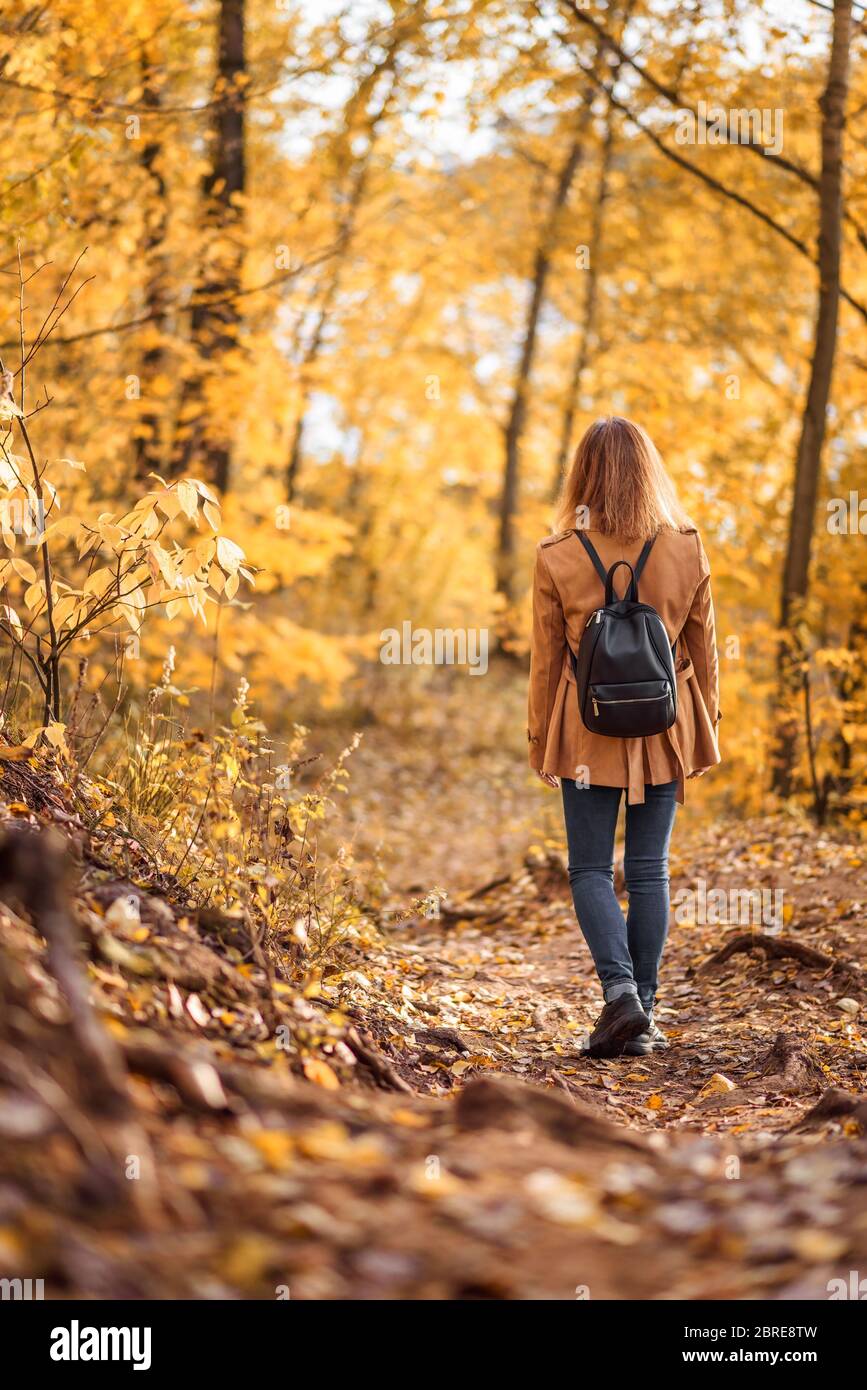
[576,531,657,604]
[605,559,637,605]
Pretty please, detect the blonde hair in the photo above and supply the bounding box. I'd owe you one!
[554,416,690,540]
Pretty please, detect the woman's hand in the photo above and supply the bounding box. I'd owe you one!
[687,768,708,779]
[536,770,560,789]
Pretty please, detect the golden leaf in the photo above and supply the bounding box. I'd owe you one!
[697,1073,736,1098]
[176,479,198,520]
[0,744,31,762]
[302,1056,340,1090]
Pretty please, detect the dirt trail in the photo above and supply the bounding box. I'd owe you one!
[322,817,867,1299]
[0,813,865,1300]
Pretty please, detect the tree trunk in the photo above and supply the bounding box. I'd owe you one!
[285,154,375,503]
[285,27,410,504]
[550,103,617,502]
[830,581,867,809]
[173,0,246,492]
[134,49,169,482]
[495,103,594,606]
[772,0,852,795]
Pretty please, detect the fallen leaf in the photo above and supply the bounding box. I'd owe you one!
[698,1073,737,1098]
[390,1108,429,1128]
[302,1057,340,1090]
[249,1129,295,1170]
[0,745,31,762]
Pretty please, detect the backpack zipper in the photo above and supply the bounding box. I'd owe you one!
[585,609,603,628]
[592,693,667,717]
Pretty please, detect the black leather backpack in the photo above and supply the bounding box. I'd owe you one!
[571,532,677,738]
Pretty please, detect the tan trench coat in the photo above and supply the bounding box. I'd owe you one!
[527,526,721,803]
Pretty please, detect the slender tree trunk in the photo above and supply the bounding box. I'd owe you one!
[772,0,852,795]
[285,38,407,504]
[285,155,374,502]
[134,49,169,481]
[173,0,246,492]
[495,102,594,605]
[550,105,616,502]
[831,583,867,807]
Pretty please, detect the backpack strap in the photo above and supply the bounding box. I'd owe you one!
[575,530,607,586]
[578,531,657,599]
[632,533,675,656]
[633,535,657,587]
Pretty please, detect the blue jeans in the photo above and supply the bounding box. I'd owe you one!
[561,779,678,1009]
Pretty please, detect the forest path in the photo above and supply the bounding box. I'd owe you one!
[320,814,867,1297]
[2,809,866,1300]
[362,816,866,1129]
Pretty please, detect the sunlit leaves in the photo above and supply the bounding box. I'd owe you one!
[0,408,253,723]
[216,536,245,573]
[1,602,22,636]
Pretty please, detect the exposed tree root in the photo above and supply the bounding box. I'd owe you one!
[413,1026,470,1055]
[121,1037,230,1112]
[0,825,163,1225]
[455,1074,648,1151]
[0,826,129,1117]
[438,902,506,926]
[757,1031,826,1095]
[700,931,834,973]
[464,873,512,901]
[345,1024,414,1093]
[792,1086,867,1131]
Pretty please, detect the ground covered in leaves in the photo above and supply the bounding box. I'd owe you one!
[0,767,865,1300]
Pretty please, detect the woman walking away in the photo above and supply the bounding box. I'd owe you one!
[528,417,721,1058]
